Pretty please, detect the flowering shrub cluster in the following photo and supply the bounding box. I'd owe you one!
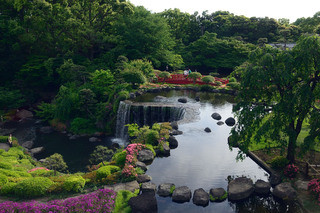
[283,164,299,179]
[308,178,320,205]
[121,143,145,178]
[27,167,50,173]
[0,188,116,213]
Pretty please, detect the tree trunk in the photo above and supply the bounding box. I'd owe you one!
[286,119,303,163]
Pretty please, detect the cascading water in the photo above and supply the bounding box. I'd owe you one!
[114,100,185,141]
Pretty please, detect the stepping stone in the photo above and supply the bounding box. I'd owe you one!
[172,186,191,203]
[157,183,175,197]
[193,188,209,206]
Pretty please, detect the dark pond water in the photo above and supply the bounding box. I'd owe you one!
[32,90,302,212]
[34,133,113,173]
[134,90,302,213]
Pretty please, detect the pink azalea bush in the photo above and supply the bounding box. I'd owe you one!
[308,178,320,205]
[283,164,299,179]
[0,188,116,212]
[121,143,145,178]
[28,167,50,173]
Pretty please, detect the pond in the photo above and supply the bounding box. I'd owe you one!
[133,90,301,213]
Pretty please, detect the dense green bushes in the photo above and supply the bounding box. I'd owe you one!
[96,166,121,180]
[112,151,127,168]
[0,174,8,187]
[70,117,96,134]
[14,177,54,198]
[63,176,86,192]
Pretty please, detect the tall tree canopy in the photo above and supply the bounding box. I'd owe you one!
[231,35,320,163]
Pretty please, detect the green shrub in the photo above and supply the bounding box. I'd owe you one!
[135,167,145,175]
[0,149,4,155]
[16,171,32,177]
[0,173,8,187]
[113,190,138,213]
[0,182,16,195]
[70,117,96,134]
[151,123,161,132]
[0,162,13,170]
[14,177,54,198]
[209,72,219,77]
[227,82,240,90]
[96,165,121,180]
[63,175,86,192]
[145,130,159,146]
[0,169,21,177]
[144,144,156,156]
[215,81,222,86]
[6,147,25,159]
[228,77,237,82]
[160,122,172,130]
[269,156,289,169]
[112,151,127,168]
[200,84,214,91]
[202,76,215,83]
[29,169,55,177]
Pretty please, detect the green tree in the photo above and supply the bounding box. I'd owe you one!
[201,75,214,84]
[231,35,320,163]
[113,6,178,69]
[89,145,114,166]
[90,69,115,99]
[188,72,202,84]
[158,71,171,82]
[121,70,146,88]
[44,153,68,175]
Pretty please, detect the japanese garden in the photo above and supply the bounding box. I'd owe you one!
[1,0,320,212]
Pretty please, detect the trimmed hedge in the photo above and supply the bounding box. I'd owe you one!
[14,177,54,198]
[96,166,121,180]
[0,182,16,195]
[0,173,8,187]
[0,162,13,170]
[112,151,127,168]
[29,169,55,177]
[63,176,86,192]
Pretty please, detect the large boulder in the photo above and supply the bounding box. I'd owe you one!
[272,182,297,200]
[157,183,175,197]
[30,147,45,155]
[0,143,10,151]
[254,179,271,195]
[159,142,170,156]
[141,182,157,193]
[105,181,139,193]
[16,109,33,120]
[225,117,236,126]
[211,113,222,120]
[22,140,34,149]
[168,136,178,149]
[269,174,282,187]
[89,137,100,142]
[228,177,254,201]
[137,174,152,183]
[204,127,211,133]
[170,130,183,136]
[128,191,157,213]
[209,188,227,202]
[39,126,53,134]
[172,186,192,203]
[170,121,179,130]
[138,149,154,163]
[193,188,209,206]
[178,98,187,103]
[136,161,147,172]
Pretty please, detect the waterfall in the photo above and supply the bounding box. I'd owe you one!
[115,101,185,140]
[115,101,131,140]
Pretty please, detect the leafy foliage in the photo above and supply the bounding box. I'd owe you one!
[43,153,68,175]
[231,35,320,162]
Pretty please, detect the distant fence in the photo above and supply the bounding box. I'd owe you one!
[306,161,320,177]
[156,74,229,86]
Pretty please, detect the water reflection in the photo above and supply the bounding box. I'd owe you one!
[137,90,300,213]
